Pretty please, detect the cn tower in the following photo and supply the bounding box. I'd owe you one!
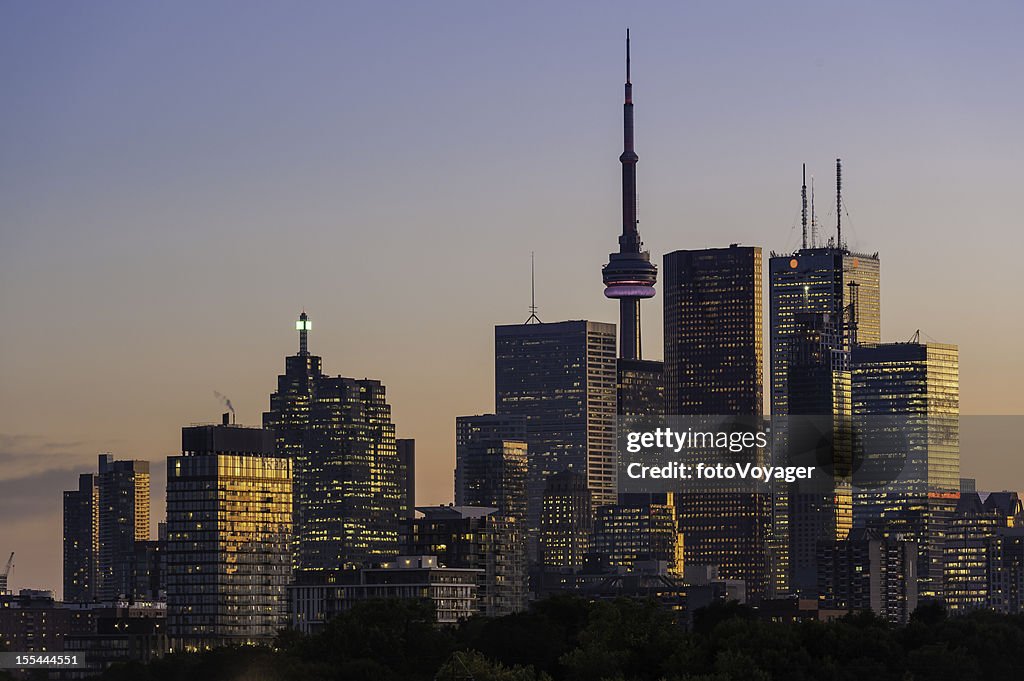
[602,30,657,360]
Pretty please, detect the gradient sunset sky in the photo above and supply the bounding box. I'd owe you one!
[2,1,1023,595]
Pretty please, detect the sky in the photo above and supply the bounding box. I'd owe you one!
[1,1,1023,595]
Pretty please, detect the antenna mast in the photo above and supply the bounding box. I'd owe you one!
[836,158,843,250]
[810,176,818,248]
[801,163,808,249]
[526,252,541,324]
[846,280,859,348]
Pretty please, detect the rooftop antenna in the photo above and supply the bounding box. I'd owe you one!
[836,158,843,250]
[801,163,808,250]
[810,176,818,248]
[296,310,311,355]
[526,252,542,324]
[846,280,859,348]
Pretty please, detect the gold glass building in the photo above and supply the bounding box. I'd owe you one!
[166,422,292,651]
[852,341,959,598]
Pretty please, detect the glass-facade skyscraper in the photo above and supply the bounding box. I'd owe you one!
[62,455,150,603]
[263,312,404,570]
[852,341,959,598]
[166,422,292,651]
[785,312,853,596]
[768,246,880,595]
[455,414,528,523]
[62,473,98,603]
[494,320,617,559]
[663,245,768,598]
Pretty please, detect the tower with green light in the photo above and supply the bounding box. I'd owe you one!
[264,311,409,570]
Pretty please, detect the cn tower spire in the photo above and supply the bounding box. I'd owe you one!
[603,30,657,360]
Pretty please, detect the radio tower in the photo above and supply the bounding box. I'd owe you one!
[602,30,657,360]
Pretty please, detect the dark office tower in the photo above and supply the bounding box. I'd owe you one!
[786,312,853,597]
[264,312,404,570]
[63,473,98,602]
[602,31,657,361]
[768,170,880,596]
[617,359,664,419]
[662,245,768,597]
[397,439,416,520]
[405,506,527,617]
[454,415,528,522]
[852,340,959,598]
[96,455,151,602]
[167,422,292,651]
[495,320,618,556]
[663,245,763,415]
[539,469,593,570]
[592,493,682,574]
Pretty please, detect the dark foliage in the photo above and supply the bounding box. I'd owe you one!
[94,598,1024,681]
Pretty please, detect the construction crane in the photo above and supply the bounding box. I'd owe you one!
[0,552,13,594]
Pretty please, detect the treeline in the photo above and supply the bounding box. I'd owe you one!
[94,598,1024,681]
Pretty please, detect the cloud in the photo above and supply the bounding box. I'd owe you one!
[0,433,118,482]
[0,466,85,518]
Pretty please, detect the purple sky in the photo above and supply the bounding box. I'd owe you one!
[2,1,1023,595]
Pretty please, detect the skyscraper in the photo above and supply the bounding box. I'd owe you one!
[96,455,151,602]
[263,312,404,570]
[663,245,768,597]
[852,340,959,598]
[602,31,657,362]
[767,162,881,595]
[494,320,617,558]
[786,312,853,597]
[397,438,416,520]
[166,420,292,651]
[454,414,528,522]
[617,359,664,419]
[539,469,592,570]
[63,473,98,603]
[63,455,150,603]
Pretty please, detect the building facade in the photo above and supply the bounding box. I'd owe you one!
[63,455,151,603]
[852,341,959,598]
[263,312,404,570]
[166,422,292,651]
[592,493,682,575]
[454,414,528,522]
[539,469,593,571]
[662,245,768,598]
[403,506,526,618]
[494,320,617,558]
[768,246,880,595]
[63,473,99,603]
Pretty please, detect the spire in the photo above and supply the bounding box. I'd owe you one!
[626,28,631,87]
[296,311,311,356]
[801,163,808,249]
[620,29,639,251]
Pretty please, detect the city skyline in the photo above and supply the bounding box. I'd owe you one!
[3,2,1024,595]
